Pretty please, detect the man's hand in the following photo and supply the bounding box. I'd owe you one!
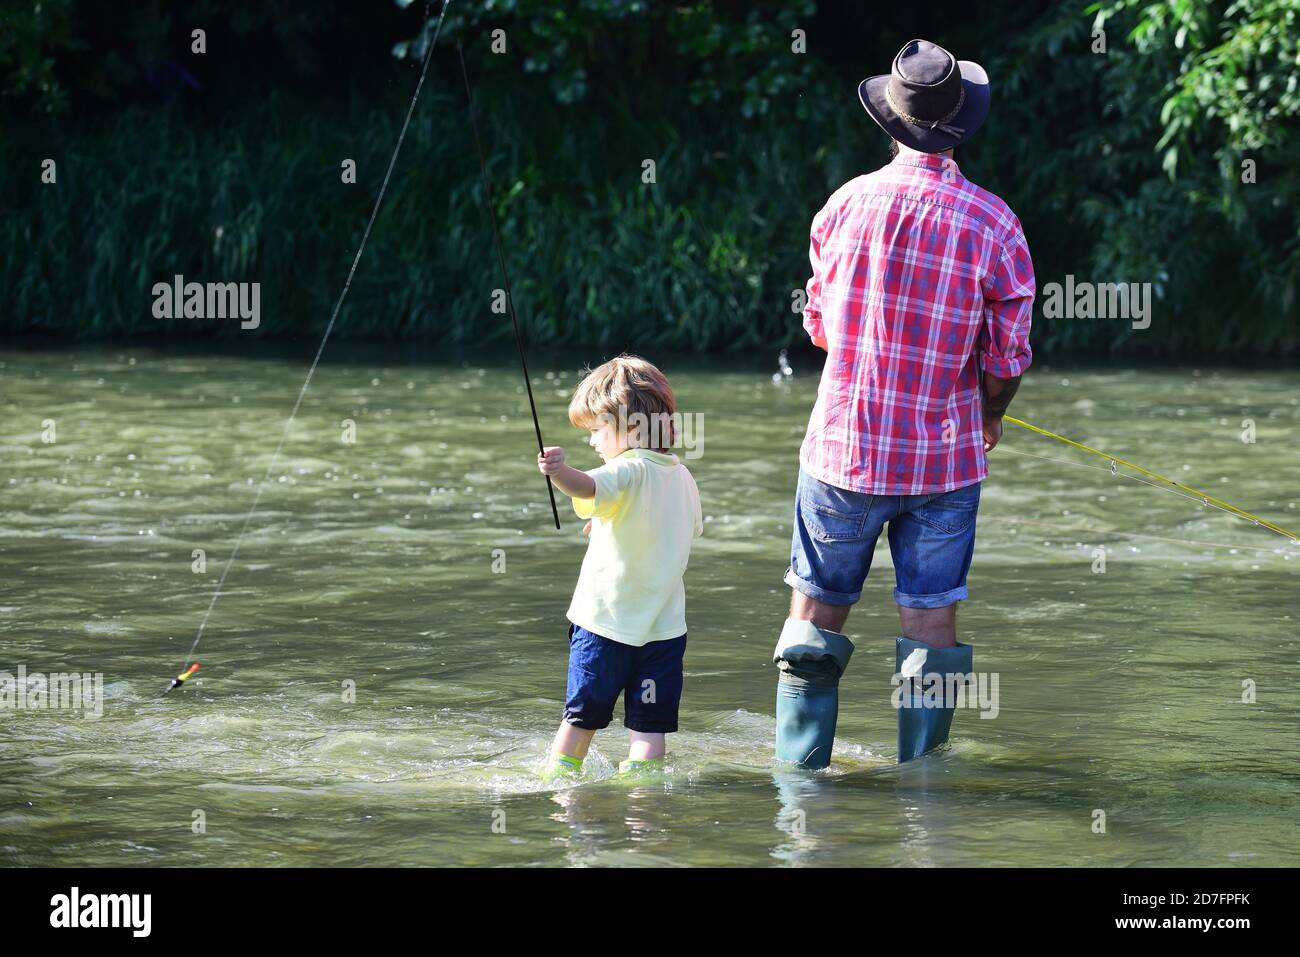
[583,520,592,537]
[811,334,828,352]
[981,371,1020,453]
[983,415,1003,452]
[538,446,565,475]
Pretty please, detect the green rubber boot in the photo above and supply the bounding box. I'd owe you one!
[895,637,973,762]
[774,619,855,769]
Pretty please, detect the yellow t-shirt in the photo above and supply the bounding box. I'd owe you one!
[566,448,702,647]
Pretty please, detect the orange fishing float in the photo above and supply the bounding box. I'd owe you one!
[165,663,200,694]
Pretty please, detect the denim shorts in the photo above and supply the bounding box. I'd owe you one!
[563,623,687,733]
[784,469,981,609]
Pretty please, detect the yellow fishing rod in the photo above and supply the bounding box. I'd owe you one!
[1004,415,1300,545]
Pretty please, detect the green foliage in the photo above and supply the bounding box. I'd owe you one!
[400,0,820,116]
[1,0,416,113]
[2,82,856,350]
[2,0,1297,356]
[991,0,1299,354]
[0,0,76,114]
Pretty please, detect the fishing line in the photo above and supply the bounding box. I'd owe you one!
[1004,415,1299,545]
[995,514,1293,556]
[1005,442,1295,546]
[455,41,562,530]
[1003,443,1233,513]
[171,0,455,688]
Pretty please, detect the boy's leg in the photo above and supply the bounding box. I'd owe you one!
[626,730,665,761]
[619,634,685,773]
[546,624,627,776]
[550,722,595,760]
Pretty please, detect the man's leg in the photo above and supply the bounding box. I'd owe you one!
[790,589,851,633]
[888,482,981,762]
[776,471,883,768]
[774,608,855,769]
[897,604,956,648]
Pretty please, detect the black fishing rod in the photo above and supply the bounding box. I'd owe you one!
[456,41,561,530]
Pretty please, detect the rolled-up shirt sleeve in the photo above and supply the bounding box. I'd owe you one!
[980,219,1035,378]
[802,206,830,342]
[572,456,641,520]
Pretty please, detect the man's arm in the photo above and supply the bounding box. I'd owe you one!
[980,372,1020,452]
[982,372,1020,418]
[803,205,830,351]
[979,218,1035,451]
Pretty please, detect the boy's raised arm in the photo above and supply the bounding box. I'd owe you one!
[538,447,596,500]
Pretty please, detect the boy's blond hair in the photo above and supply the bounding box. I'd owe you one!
[568,354,676,451]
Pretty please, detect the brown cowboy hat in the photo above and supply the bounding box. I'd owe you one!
[859,39,990,152]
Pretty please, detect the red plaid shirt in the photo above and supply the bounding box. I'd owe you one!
[800,151,1035,495]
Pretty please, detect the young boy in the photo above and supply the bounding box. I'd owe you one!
[536,355,702,779]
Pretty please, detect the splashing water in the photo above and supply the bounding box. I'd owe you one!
[772,349,794,385]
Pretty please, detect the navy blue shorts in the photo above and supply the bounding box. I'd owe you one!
[563,623,687,733]
[785,469,981,609]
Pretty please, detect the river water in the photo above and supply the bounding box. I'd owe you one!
[1,346,1296,866]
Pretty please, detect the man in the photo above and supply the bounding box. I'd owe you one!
[773,39,1035,767]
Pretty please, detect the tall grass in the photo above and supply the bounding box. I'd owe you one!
[4,70,1295,357]
[4,77,852,352]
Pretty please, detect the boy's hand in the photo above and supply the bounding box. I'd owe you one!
[538,446,565,475]
[583,520,592,537]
